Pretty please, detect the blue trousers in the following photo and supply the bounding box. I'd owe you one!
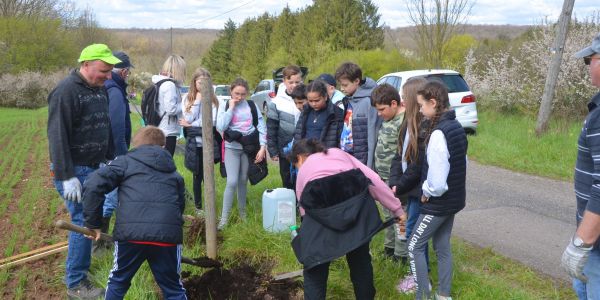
[105,241,187,300]
[52,165,96,288]
[406,196,430,268]
[100,163,118,218]
[573,247,600,300]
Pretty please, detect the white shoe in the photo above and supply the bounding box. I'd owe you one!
[433,293,452,300]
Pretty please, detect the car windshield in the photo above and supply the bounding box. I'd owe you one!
[424,74,470,93]
[215,86,230,96]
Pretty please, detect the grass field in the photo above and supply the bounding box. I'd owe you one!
[467,111,581,181]
[0,107,576,299]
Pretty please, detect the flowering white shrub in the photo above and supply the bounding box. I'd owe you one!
[464,15,600,116]
[128,71,153,95]
[0,69,67,109]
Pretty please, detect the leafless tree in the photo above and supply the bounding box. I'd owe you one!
[0,0,58,18]
[405,0,474,67]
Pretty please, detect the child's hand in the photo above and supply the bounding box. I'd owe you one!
[228,98,240,109]
[85,228,101,241]
[398,212,407,224]
[421,195,430,203]
[255,146,266,163]
[391,186,397,194]
[178,119,191,127]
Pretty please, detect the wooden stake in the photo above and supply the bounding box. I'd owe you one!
[0,245,68,269]
[0,241,68,265]
[199,76,218,259]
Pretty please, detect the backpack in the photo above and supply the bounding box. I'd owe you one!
[141,78,174,126]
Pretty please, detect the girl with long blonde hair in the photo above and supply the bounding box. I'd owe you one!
[153,54,186,156]
[389,77,431,294]
[178,67,220,214]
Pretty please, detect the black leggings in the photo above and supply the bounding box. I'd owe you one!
[303,242,375,300]
[192,147,204,209]
[165,136,177,156]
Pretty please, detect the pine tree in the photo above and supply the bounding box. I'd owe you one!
[202,19,237,83]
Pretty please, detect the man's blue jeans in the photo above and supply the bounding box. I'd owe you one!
[99,163,118,218]
[52,165,95,288]
[573,247,600,300]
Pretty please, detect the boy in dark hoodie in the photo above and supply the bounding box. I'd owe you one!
[335,62,379,168]
[82,126,186,300]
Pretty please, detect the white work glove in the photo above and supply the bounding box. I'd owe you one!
[561,236,592,282]
[62,177,82,203]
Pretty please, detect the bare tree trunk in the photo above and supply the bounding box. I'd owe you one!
[199,77,217,259]
[535,0,575,136]
[405,0,472,68]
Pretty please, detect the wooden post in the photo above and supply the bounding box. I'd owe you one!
[199,77,218,259]
[535,0,575,136]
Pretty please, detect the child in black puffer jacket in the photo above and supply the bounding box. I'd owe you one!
[82,126,186,300]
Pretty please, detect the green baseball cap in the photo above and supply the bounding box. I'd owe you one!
[78,44,122,65]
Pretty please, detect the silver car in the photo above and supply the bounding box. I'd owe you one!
[250,79,276,114]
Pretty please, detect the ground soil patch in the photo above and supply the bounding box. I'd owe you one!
[182,256,302,300]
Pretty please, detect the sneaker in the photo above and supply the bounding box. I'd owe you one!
[396,274,417,294]
[433,293,453,300]
[67,278,104,299]
[383,247,395,259]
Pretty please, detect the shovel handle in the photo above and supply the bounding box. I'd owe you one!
[55,220,205,267]
[55,220,114,242]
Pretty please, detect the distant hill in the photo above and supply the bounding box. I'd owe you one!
[384,24,533,50]
[104,25,531,74]
[106,28,220,73]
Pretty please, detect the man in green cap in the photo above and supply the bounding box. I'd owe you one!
[47,43,121,299]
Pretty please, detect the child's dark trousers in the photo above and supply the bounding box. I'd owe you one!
[104,241,187,300]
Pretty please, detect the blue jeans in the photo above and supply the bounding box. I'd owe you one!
[406,196,430,268]
[99,163,118,218]
[52,165,96,288]
[573,247,600,300]
[103,188,118,217]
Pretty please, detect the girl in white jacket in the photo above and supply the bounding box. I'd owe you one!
[152,54,186,156]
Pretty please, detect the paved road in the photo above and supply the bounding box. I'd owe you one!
[455,160,576,281]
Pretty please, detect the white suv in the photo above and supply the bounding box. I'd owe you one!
[377,69,478,133]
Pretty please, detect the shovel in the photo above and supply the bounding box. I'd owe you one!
[55,220,221,268]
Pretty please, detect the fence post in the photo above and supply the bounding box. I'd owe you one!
[199,77,217,259]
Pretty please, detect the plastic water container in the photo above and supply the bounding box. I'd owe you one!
[262,188,296,232]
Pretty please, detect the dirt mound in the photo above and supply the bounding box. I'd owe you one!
[182,262,302,299]
[185,216,206,246]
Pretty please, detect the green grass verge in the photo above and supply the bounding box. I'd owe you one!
[0,108,577,298]
[467,111,580,181]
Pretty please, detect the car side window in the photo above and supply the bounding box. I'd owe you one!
[388,76,400,90]
[255,81,267,93]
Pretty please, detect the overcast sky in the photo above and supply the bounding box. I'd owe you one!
[79,0,599,29]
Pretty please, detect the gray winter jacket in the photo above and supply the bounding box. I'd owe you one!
[267,84,300,157]
[342,77,379,168]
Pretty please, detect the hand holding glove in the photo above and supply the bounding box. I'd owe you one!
[62,177,82,203]
[561,235,592,282]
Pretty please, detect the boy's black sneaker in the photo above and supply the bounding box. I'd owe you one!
[67,278,104,299]
[384,247,395,258]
